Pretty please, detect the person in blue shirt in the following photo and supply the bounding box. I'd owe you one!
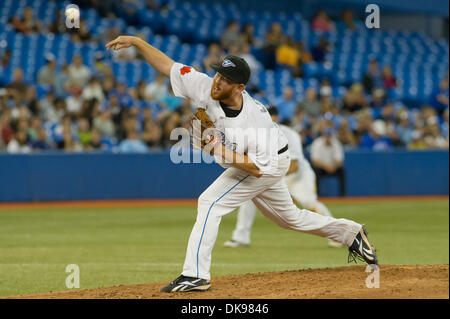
[430,77,449,116]
[118,129,148,153]
[274,87,296,122]
[360,120,393,151]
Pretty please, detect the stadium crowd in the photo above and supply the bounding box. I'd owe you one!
[0,2,448,154]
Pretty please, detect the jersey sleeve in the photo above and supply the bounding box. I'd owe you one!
[281,126,301,161]
[169,62,213,104]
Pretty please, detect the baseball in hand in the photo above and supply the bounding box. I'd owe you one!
[65,7,80,20]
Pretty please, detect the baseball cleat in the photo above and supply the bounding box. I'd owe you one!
[160,275,211,293]
[328,239,344,248]
[223,239,249,248]
[348,226,378,265]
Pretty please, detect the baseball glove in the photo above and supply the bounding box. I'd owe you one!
[191,108,219,153]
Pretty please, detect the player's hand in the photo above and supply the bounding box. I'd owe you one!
[105,36,135,51]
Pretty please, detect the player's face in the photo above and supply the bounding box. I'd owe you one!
[211,73,238,101]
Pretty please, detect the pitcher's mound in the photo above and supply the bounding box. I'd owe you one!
[7,264,449,299]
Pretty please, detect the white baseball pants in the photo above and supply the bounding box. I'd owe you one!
[232,165,333,245]
[181,156,362,280]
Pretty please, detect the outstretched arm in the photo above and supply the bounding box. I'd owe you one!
[106,36,175,77]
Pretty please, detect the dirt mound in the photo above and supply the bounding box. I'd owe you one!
[6,264,449,299]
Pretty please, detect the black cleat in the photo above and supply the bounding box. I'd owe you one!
[160,275,211,293]
[348,226,378,265]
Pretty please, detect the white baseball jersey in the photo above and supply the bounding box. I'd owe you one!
[170,62,288,175]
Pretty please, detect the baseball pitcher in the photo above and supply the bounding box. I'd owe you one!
[106,36,378,293]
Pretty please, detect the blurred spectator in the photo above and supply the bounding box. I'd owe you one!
[161,111,182,147]
[115,83,134,108]
[77,118,92,148]
[7,129,31,153]
[297,41,313,64]
[240,23,258,47]
[37,54,57,86]
[132,79,148,102]
[341,83,368,114]
[6,68,29,97]
[359,120,393,151]
[311,10,335,32]
[396,109,414,146]
[160,87,183,111]
[27,116,42,141]
[424,123,448,149]
[430,76,449,116]
[311,37,329,63]
[31,127,51,151]
[0,108,14,146]
[203,43,225,73]
[381,65,397,90]
[82,77,106,103]
[276,37,300,74]
[57,127,82,152]
[238,42,263,76]
[408,130,426,150]
[370,88,386,110]
[118,129,148,153]
[298,87,321,117]
[263,22,284,70]
[93,52,110,78]
[274,87,296,122]
[145,73,168,103]
[337,118,357,147]
[54,63,71,98]
[221,21,242,50]
[85,128,106,151]
[338,9,360,31]
[24,86,40,116]
[66,84,84,115]
[363,59,382,94]
[11,7,43,34]
[1,49,11,69]
[68,54,91,87]
[310,129,345,196]
[93,109,115,139]
[47,10,66,34]
[141,119,163,149]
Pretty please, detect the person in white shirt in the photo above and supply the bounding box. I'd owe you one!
[310,129,346,196]
[106,35,378,293]
[68,54,91,87]
[7,130,31,153]
[224,106,342,248]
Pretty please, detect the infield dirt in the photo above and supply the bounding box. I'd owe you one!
[6,264,448,299]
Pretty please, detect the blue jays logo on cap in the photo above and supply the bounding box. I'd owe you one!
[222,59,236,68]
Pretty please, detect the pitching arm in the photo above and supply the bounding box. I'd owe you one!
[106,36,174,77]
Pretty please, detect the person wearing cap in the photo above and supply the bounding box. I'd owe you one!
[310,128,346,196]
[106,36,378,292]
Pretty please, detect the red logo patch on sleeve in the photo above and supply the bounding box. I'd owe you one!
[180,66,191,75]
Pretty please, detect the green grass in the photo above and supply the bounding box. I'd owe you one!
[0,200,448,297]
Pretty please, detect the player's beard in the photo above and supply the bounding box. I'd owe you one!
[210,85,233,101]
